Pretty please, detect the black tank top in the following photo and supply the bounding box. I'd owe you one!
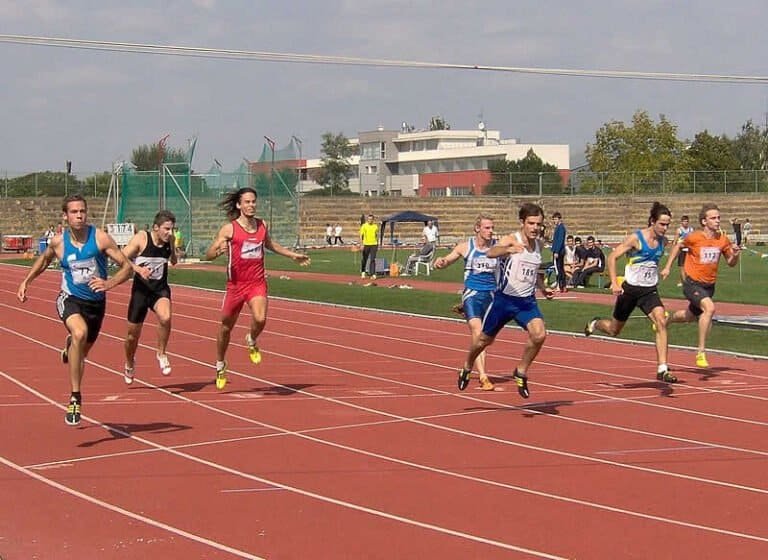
[133,231,172,292]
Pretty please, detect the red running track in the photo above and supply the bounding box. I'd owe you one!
[1,263,767,559]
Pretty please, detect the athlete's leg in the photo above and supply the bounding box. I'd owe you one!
[695,297,716,354]
[124,321,144,369]
[64,314,90,393]
[217,313,239,363]
[463,331,494,373]
[648,305,669,368]
[592,317,626,337]
[517,318,547,375]
[246,295,268,344]
[153,297,172,355]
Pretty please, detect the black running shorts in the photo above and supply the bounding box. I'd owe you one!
[56,292,106,343]
[612,282,663,322]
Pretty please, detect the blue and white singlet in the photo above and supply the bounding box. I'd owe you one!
[463,237,497,291]
[624,229,665,287]
[496,232,542,298]
[60,225,107,301]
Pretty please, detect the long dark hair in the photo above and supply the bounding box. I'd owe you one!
[219,187,257,221]
[648,201,671,226]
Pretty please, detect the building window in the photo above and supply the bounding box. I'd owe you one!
[380,142,386,159]
[361,143,380,160]
[429,188,447,196]
[451,187,473,196]
[365,165,378,175]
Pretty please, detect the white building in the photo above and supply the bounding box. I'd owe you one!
[300,125,569,197]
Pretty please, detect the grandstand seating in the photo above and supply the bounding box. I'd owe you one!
[1,194,766,254]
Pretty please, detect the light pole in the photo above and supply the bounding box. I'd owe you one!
[291,135,303,195]
[264,136,276,229]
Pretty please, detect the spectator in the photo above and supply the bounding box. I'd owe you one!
[333,223,344,245]
[403,242,435,275]
[422,220,439,250]
[563,235,577,287]
[550,212,567,292]
[359,214,379,279]
[675,215,695,287]
[731,218,742,247]
[325,223,333,246]
[571,236,605,287]
[568,236,586,287]
[742,218,752,246]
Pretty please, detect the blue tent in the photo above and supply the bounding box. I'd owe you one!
[379,211,438,245]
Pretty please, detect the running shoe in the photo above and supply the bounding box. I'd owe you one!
[157,353,172,375]
[65,398,81,426]
[457,367,471,391]
[360,272,366,278]
[695,352,709,368]
[245,334,262,365]
[61,334,72,364]
[478,376,495,391]
[584,317,599,337]
[215,361,228,390]
[512,370,530,398]
[656,369,678,383]
[124,363,135,385]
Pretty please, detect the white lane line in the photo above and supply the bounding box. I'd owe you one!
[0,455,265,560]
[596,446,715,456]
[0,369,568,560]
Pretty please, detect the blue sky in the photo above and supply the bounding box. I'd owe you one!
[1,0,767,175]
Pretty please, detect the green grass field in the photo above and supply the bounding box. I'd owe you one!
[168,246,768,358]
[6,244,767,358]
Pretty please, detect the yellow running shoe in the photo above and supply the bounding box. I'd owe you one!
[478,376,495,391]
[245,334,262,365]
[695,352,709,368]
[215,361,228,390]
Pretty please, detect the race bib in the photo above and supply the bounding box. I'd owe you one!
[71,257,98,285]
[135,256,167,280]
[471,256,497,273]
[699,247,720,264]
[516,261,538,284]
[241,240,263,260]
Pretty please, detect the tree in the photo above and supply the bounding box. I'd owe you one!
[485,149,562,195]
[585,110,691,193]
[732,119,768,170]
[429,116,451,130]
[131,143,187,171]
[317,132,355,196]
[686,130,739,170]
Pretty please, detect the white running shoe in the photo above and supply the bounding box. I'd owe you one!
[157,353,172,376]
[124,363,135,385]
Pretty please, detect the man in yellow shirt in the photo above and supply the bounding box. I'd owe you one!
[359,214,379,279]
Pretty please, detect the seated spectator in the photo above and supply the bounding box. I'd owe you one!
[567,236,586,287]
[563,235,577,287]
[403,242,435,275]
[570,236,605,287]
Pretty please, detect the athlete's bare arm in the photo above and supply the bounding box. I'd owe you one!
[205,223,234,261]
[434,240,468,269]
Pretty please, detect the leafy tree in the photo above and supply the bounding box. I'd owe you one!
[82,172,114,197]
[429,116,451,130]
[131,143,187,171]
[317,132,355,196]
[686,130,739,170]
[485,149,562,195]
[585,110,691,193]
[732,119,768,170]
